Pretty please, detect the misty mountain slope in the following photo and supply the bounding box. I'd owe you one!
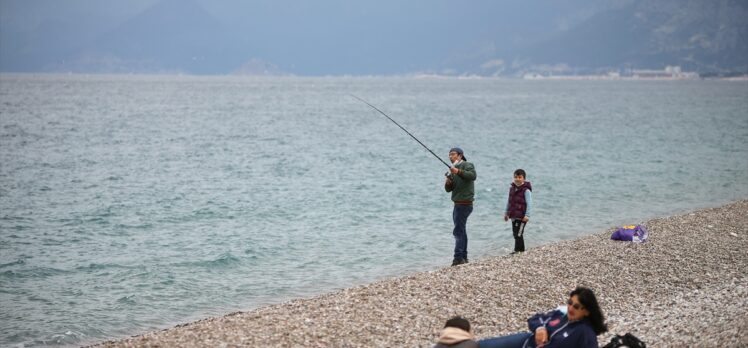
[641,0,748,70]
[510,0,748,73]
[60,0,236,73]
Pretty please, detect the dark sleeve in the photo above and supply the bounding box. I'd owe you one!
[578,326,599,348]
[458,162,476,181]
[527,310,561,332]
[549,324,597,348]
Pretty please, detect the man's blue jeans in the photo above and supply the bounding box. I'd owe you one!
[478,332,532,348]
[452,204,473,260]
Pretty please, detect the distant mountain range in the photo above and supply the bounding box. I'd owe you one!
[509,0,748,75]
[1,0,746,76]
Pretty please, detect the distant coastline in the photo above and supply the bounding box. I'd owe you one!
[521,65,748,81]
[0,70,748,81]
[521,73,748,81]
[2,71,747,81]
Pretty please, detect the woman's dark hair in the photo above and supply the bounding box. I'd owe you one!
[444,316,471,332]
[513,169,526,178]
[570,287,608,335]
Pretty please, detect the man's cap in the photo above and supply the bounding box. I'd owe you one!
[449,147,466,160]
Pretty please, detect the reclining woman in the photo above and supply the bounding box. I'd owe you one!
[478,287,607,348]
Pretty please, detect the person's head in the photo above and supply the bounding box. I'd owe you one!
[513,169,526,186]
[444,316,471,332]
[568,287,608,335]
[448,148,465,162]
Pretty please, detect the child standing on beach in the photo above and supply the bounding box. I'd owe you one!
[504,169,532,254]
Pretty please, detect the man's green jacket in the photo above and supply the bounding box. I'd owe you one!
[445,161,476,202]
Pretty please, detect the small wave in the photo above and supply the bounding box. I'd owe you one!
[1,215,32,222]
[1,266,68,279]
[206,252,241,267]
[58,218,84,227]
[27,294,55,305]
[192,208,218,218]
[10,224,31,231]
[116,294,137,305]
[114,223,154,230]
[396,239,418,251]
[164,208,224,224]
[33,330,89,346]
[176,252,242,269]
[75,262,137,272]
[244,244,273,258]
[0,259,26,268]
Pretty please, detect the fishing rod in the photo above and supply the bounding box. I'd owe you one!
[350,94,452,169]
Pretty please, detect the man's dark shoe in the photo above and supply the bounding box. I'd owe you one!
[451,258,468,266]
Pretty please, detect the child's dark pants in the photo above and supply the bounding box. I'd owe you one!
[511,219,527,252]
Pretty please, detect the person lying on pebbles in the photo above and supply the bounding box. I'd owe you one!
[477,287,608,348]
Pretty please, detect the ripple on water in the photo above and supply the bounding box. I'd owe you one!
[0,259,26,268]
[175,252,242,269]
[1,266,69,279]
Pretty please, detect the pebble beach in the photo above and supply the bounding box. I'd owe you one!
[92,200,748,348]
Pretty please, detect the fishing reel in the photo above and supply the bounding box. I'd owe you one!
[445,165,457,179]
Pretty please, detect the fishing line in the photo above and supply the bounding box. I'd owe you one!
[350,94,452,169]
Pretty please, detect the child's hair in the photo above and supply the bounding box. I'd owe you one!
[444,316,471,332]
[513,169,526,178]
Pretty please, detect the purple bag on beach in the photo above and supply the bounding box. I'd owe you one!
[611,225,648,243]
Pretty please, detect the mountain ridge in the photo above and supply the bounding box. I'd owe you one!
[1,0,745,75]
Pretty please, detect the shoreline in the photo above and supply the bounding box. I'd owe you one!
[4,72,748,81]
[92,200,748,347]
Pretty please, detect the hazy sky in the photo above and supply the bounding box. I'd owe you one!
[2,0,745,75]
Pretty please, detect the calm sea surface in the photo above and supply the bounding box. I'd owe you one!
[1,75,747,347]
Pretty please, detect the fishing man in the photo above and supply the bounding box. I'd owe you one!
[444,147,476,266]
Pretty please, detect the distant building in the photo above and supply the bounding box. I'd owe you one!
[522,65,699,80]
[631,66,699,79]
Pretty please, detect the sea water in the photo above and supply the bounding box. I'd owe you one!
[1,75,746,347]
